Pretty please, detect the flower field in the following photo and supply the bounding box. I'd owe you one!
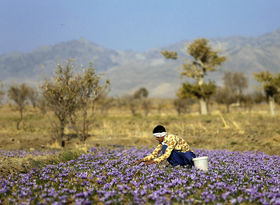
[1,147,280,205]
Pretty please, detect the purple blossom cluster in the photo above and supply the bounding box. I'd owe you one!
[0,147,280,204]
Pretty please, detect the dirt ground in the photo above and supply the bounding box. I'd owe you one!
[1,104,280,155]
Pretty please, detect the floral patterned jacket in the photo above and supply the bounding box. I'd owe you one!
[142,134,192,164]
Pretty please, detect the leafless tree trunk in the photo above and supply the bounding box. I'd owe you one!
[59,120,66,147]
[82,109,88,142]
[198,78,208,115]
[199,99,207,115]
[269,96,275,116]
[16,108,23,130]
[226,104,230,113]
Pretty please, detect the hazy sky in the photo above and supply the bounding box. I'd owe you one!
[1,0,280,54]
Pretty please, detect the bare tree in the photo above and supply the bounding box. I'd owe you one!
[215,86,237,113]
[223,71,248,106]
[240,94,254,112]
[134,87,150,116]
[174,98,194,115]
[142,99,151,116]
[251,90,265,104]
[8,84,31,129]
[124,95,138,116]
[28,88,39,108]
[134,87,148,99]
[76,62,110,142]
[41,60,80,147]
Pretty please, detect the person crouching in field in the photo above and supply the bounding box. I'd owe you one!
[134,125,196,167]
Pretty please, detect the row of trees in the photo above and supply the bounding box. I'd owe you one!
[161,38,280,116]
[0,79,271,120]
[0,68,279,123]
[116,77,267,116]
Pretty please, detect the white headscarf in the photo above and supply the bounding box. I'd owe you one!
[153,132,167,138]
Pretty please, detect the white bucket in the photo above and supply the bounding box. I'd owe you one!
[193,156,208,171]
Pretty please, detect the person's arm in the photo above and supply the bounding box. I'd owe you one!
[134,144,162,165]
[153,136,176,164]
[142,144,163,161]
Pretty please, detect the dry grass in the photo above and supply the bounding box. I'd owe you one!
[0,148,87,175]
[0,102,280,156]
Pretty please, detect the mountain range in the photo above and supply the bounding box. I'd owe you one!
[1,28,280,97]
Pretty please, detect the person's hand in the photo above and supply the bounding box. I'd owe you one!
[145,160,155,166]
[134,159,143,166]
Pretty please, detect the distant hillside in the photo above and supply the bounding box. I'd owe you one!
[0,38,119,83]
[1,29,280,97]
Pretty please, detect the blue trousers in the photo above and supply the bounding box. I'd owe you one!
[162,145,196,167]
